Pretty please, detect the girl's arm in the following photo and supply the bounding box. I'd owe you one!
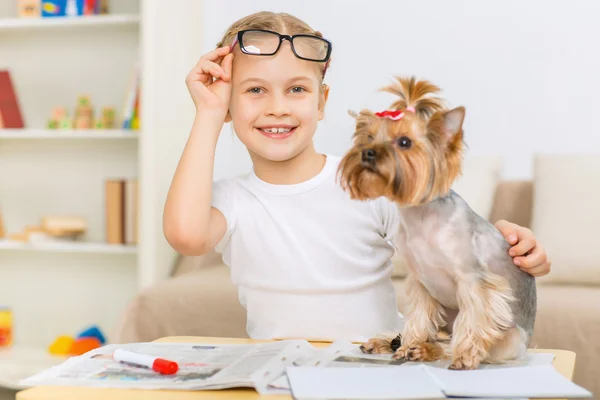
[163,47,234,255]
[163,112,228,255]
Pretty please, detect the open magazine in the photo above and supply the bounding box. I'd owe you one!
[19,339,557,395]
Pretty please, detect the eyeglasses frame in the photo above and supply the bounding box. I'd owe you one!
[229,29,332,77]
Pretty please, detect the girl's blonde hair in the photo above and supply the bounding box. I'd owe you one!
[217,11,330,81]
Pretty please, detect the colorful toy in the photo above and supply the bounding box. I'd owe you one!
[95,107,116,129]
[41,0,82,17]
[76,324,106,345]
[69,337,102,355]
[73,95,93,129]
[48,335,74,355]
[47,107,68,129]
[47,97,117,130]
[48,324,106,356]
[18,0,41,18]
[41,0,67,17]
[0,306,12,347]
[41,0,107,17]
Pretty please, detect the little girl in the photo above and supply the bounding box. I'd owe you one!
[163,11,550,342]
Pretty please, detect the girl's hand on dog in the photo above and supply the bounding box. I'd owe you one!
[495,220,551,277]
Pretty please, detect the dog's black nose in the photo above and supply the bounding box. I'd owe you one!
[362,148,376,163]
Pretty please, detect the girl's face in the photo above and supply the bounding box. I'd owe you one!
[228,41,328,162]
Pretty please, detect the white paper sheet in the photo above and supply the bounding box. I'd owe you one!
[286,365,445,400]
[286,364,594,400]
[426,364,593,399]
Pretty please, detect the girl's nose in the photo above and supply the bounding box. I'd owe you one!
[265,94,291,117]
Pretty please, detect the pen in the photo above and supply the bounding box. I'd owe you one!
[112,349,179,375]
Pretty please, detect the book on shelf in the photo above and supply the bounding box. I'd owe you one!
[18,0,110,18]
[105,179,138,245]
[0,70,25,128]
[121,60,140,130]
[0,208,5,239]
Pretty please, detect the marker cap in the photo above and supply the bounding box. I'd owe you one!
[152,358,178,375]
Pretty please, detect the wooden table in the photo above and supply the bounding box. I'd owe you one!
[16,336,577,400]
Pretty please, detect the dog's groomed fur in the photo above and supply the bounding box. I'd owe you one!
[337,76,537,370]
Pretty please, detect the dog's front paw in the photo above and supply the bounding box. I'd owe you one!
[394,343,444,362]
[392,344,411,360]
[449,354,480,370]
[392,347,405,360]
[359,338,394,354]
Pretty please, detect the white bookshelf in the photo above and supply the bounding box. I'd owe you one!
[0,0,146,348]
[0,0,201,349]
[0,13,139,30]
[0,129,138,139]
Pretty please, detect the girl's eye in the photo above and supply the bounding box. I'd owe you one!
[290,86,305,93]
[248,87,263,94]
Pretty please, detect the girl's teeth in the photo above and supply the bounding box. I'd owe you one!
[262,128,291,133]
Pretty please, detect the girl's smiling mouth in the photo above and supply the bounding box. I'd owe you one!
[256,124,298,139]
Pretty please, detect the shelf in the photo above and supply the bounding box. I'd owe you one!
[0,14,139,31]
[0,239,137,254]
[0,129,138,139]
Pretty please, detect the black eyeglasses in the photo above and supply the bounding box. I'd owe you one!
[230,29,332,75]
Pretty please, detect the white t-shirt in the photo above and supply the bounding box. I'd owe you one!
[211,154,405,342]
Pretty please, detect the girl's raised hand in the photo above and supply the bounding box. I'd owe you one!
[186,46,234,116]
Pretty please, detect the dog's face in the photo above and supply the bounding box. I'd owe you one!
[337,106,466,205]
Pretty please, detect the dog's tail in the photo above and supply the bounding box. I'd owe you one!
[380,76,446,119]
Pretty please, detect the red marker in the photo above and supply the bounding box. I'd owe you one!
[113,349,179,375]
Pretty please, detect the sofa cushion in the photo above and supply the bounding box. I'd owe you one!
[529,284,600,397]
[171,251,224,277]
[112,265,248,343]
[451,155,504,219]
[488,180,533,229]
[531,154,600,285]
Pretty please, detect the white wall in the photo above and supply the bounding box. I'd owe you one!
[202,0,600,179]
[138,0,205,288]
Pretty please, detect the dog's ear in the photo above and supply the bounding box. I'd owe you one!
[442,106,465,139]
[429,106,465,142]
[348,109,358,119]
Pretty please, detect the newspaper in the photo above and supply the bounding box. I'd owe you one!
[20,340,319,394]
[19,340,555,395]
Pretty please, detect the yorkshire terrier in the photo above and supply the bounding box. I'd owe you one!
[337,77,537,370]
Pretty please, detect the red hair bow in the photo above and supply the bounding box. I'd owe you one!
[375,107,416,121]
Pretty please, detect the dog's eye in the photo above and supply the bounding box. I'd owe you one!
[396,136,412,149]
[368,135,374,142]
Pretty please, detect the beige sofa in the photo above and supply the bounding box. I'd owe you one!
[113,178,600,398]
